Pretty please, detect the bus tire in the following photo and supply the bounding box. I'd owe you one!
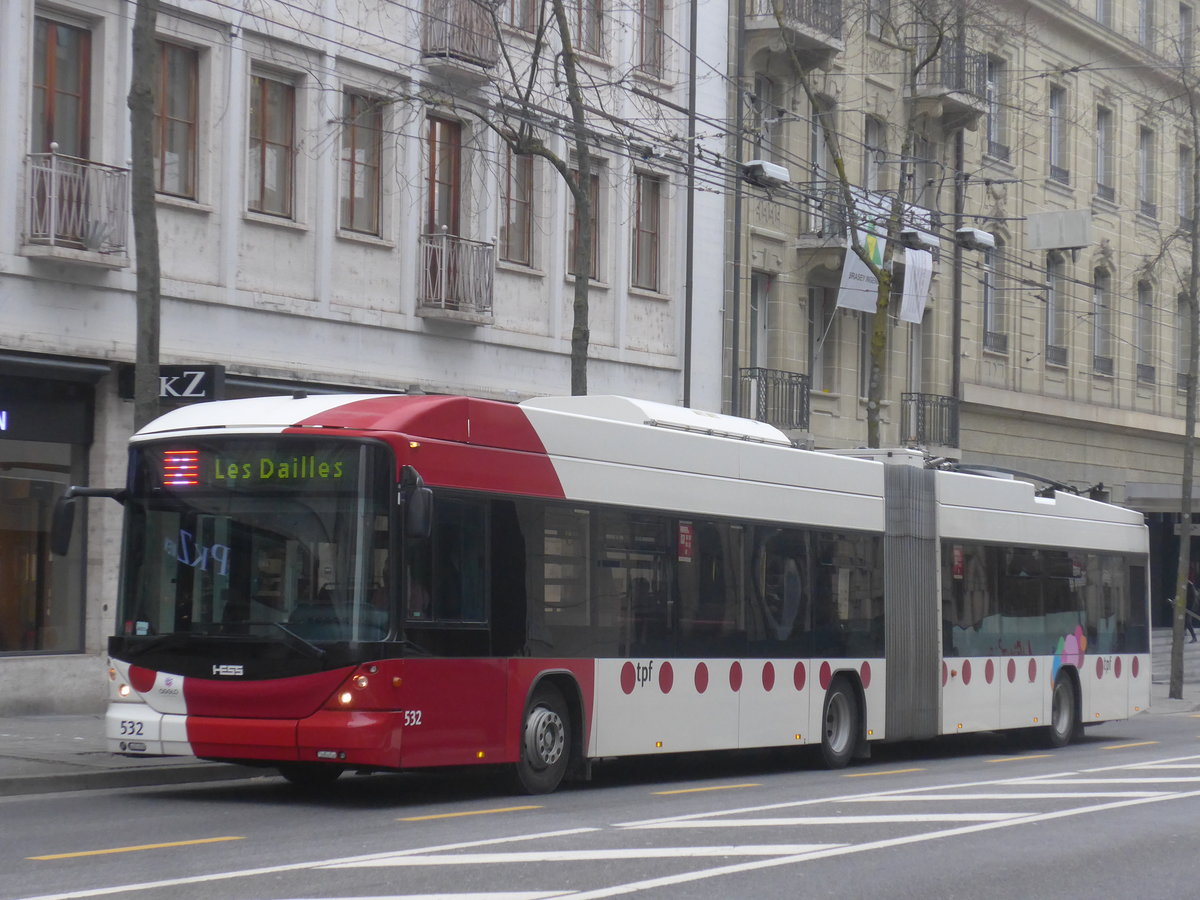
[1044,670,1079,749]
[515,682,570,794]
[277,763,344,787]
[820,678,859,769]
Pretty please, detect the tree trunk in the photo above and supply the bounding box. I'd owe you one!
[128,0,161,429]
[550,0,592,396]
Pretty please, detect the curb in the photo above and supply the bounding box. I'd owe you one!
[0,763,266,798]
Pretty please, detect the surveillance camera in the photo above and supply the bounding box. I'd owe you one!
[900,228,939,251]
[742,159,791,188]
[955,227,996,251]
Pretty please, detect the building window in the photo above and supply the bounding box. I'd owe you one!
[912,136,938,208]
[1139,126,1157,218]
[568,163,601,279]
[500,147,534,265]
[1139,0,1155,47]
[425,116,462,236]
[31,18,91,157]
[1182,4,1196,63]
[1137,281,1156,382]
[1096,106,1114,201]
[248,73,295,218]
[1179,293,1194,389]
[753,74,784,166]
[631,172,663,291]
[154,42,198,199]
[1046,252,1068,365]
[985,57,1008,161]
[864,116,886,191]
[809,287,837,391]
[339,91,382,235]
[1048,86,1069,184]
[506,0,539,31]
[867,0,890,38]
[571,0,604,55]
[1180,144,1195,230]
[1092,269,1114,374]
[638,0,664,77]
[982,243,1007,353]
[1096,0,1113,27]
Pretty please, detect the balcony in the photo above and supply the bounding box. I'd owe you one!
[418,231,495,323]
[23,149,129,267]
[422,0,498,77]
[745,0,843,69]
[912,44,988,128]
[739,367,810,432]
[900,393,959,448]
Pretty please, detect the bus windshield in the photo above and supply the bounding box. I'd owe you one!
[118,438,392,643]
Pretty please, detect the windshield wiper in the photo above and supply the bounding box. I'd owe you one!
[266,622,327,660]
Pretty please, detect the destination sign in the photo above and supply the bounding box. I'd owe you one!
[155,443,361,491]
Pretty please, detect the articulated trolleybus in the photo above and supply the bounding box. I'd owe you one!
[60,393,1150,792]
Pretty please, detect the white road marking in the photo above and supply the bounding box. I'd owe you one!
[850,791,1168,800]
[626,813,1027,827]
[325,846,841,867]
[1002,777,1200,785]
[8,829,598,900]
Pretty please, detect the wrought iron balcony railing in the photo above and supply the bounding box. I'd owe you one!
[900,392,959,447]
[1137,363,1156,384]
[915,44,987,99]
[422,0,499,69]
[419,230,495,316]
[739,367,810,432]
[747,0,843,40]
[24,149,129,255]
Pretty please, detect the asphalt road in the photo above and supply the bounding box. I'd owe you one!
[4,710,1200,900]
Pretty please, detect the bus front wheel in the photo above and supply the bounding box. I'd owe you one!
[820,678,859,769]
[515,683,570,794]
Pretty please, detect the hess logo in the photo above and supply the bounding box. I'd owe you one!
[212,664,244,676]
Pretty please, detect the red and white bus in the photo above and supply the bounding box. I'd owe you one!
[59,393,1150,792]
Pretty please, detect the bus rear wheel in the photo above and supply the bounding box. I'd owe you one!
[1043,670,1079,749]
[277,762,344,787]
[515,683,570,794]
[820,678,859,769]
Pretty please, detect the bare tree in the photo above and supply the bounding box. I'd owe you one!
[480,0,603,395]
[770,0,989,447]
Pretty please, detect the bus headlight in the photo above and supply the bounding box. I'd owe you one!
[339,691,353,705]
[118,684,132,698]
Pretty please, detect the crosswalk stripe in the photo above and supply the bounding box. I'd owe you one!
[323,846,843,867]
[627,813,1027,827]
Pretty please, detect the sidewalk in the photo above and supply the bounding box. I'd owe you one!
[0,714,263,797]
[1,680,1198,797]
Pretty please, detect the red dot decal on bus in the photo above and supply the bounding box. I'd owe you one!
[794,662,806,691]
[762,662,776,692]
[695,662,709,694]
[819,661,832,691]
[1132,656,1140,678]
[1028,659,1037,683]
[1007,659,1016,683]
[942,661,948,687]
[962,659,972,686]
[128,665,157,695]
[620,661,636,695]
[659,661,674,693]
[860,661,871,689]
[1114,657,1122,678]
[729,661,743,692]
[985,659,995,684]
[1096,657,1104,679]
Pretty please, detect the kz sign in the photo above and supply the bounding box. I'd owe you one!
[118,364,225,404]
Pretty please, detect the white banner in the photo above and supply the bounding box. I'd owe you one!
[836,224,884,313]
[899,248,933,323]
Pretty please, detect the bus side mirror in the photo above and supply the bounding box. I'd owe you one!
[51,486,128,555]
[399,466,433,540]
[51,494,78,556]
